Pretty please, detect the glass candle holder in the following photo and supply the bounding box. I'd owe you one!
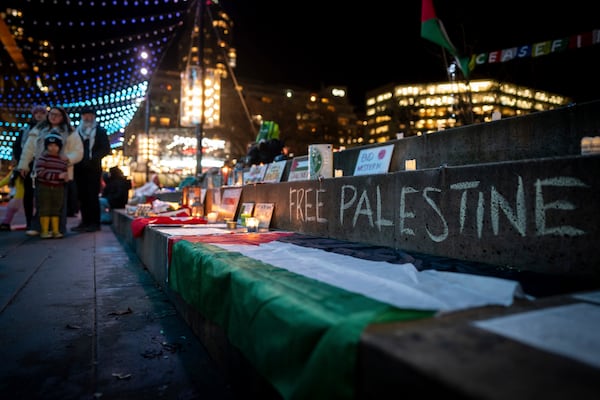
[245,217,259,232]
[206,212,218,224]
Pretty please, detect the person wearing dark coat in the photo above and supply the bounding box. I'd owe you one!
[101,166,131,209]
[72,107,111,232]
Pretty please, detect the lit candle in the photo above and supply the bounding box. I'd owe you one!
[207,212,218,224]
[221,166,229,186]
[245,217,259,232]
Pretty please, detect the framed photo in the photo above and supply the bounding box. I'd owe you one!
[214,187,242,220]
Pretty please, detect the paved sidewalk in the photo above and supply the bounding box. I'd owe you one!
[0,206,236,399]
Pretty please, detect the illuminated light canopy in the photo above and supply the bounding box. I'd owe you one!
[0,0,192,160]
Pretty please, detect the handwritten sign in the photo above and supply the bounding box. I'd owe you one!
[263,160,287,183]
[244,164,267,184]
[288,155,309,181]
[253,203,275,229]
[354,144,394,176]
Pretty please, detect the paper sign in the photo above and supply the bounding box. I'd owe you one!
[353,144,394,176]
[308,144,333,180]
[263,160,287,183]
[244,164,268,184]
[287,155,309,181]
[253,203,274,228]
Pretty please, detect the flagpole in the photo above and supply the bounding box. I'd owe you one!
[422,0,474,126]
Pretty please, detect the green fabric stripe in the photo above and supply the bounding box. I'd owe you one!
[421,18,457,56]
[169,240,434,400]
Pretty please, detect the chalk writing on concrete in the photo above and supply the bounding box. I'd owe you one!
[339,185,393,229]
[289,175,589,241]
[289,187,327,223]
[534,177,588,236]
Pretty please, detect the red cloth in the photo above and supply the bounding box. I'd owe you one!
[182,231,294,245]
[131,215,207,238]
[167,231,294,268]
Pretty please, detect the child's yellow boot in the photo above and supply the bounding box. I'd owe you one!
[51,216,63,238]
[40,216,52,239]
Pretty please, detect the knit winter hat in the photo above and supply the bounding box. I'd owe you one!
[44,133,63,150]
[80,107,96,115]
[31,104,47,113]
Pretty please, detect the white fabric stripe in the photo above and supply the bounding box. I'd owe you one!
[213,241,524,313]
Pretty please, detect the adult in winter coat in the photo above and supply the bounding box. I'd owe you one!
[71,107,111,232]
[17,106,84,236]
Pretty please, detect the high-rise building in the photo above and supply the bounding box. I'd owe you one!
[364,79,570,143]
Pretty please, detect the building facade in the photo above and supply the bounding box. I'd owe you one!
[364,79,571,144]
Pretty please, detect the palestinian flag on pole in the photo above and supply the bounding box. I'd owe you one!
[421,0,471,78]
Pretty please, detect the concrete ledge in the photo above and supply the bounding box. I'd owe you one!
[111,211,280,398]
[219,155,600,277]
[112,212,599,399]
[357,295,600,399]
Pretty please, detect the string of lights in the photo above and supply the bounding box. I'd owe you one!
[0,0,195,160]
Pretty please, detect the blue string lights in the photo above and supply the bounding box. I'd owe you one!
[0,0,193,160]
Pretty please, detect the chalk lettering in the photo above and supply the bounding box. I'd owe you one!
[340,185,392,229]
[535,177,587,236]
[315,188,327,223]
[399,186,418,236]
[375,186,393,230]
[450,181,480,233]
[340,185,357,225]
[353,190,374,226]
[491,176,526,236]
[289,188,305,221]
[295,174,589,241]
[477,191,484,238]
[304,188,315,222]
[423,187,448,242]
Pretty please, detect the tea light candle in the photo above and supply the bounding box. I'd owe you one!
[245,217,259,232]
[206,212,218,224]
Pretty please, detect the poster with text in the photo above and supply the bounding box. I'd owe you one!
[353,144,394,176]
[253,203,274,229]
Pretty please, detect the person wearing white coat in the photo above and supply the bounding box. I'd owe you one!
[17,107,84,236]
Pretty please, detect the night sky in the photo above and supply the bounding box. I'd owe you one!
[218,0,599,111]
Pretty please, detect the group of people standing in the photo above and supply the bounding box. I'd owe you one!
[0,104,130,237]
